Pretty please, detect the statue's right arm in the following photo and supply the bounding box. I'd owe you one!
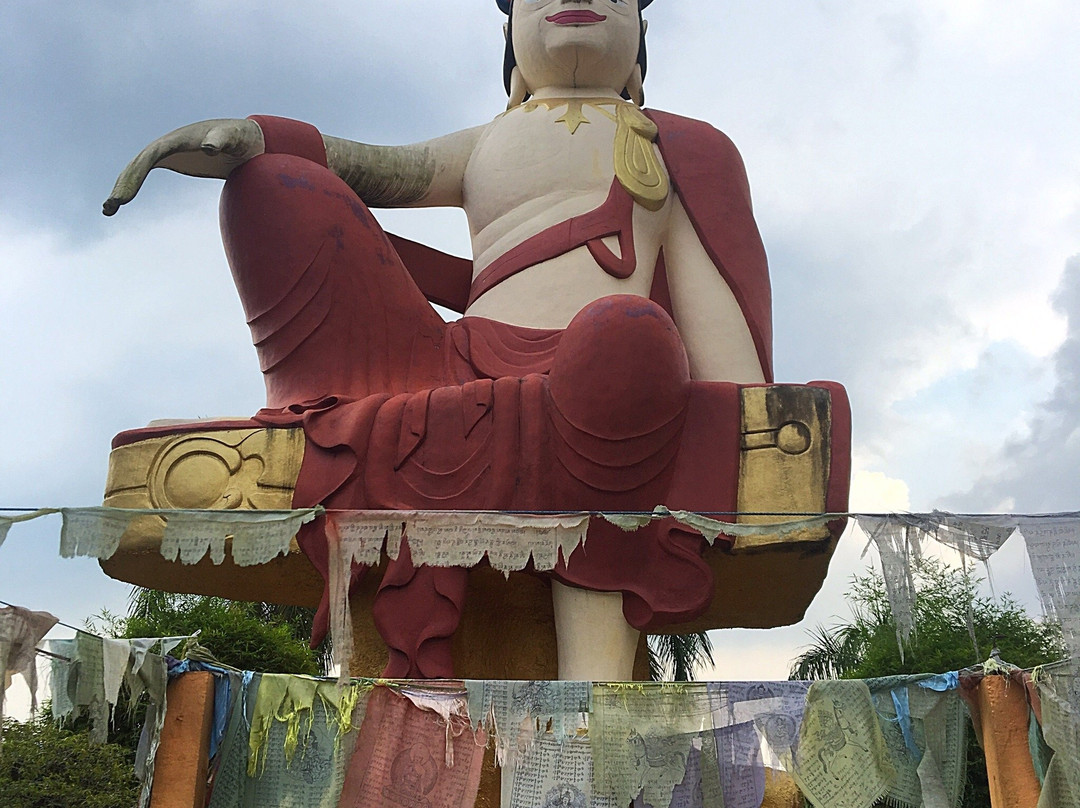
[322,126,485,209]
[103,118,485,215]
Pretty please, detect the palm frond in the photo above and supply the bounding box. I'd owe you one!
[648,632,714,681]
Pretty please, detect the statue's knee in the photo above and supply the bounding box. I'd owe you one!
[220,153,383,313]
[221,153,374,238]
[549,295,691,436]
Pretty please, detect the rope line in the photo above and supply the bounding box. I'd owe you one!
[3,506,1079,518]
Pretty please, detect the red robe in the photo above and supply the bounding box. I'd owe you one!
[216,113,827,678]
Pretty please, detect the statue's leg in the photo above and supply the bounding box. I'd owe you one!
[547,293,691,459]
[224,154,456,661]
[220,153,450,409]
[545,294,695,680]
[551,581,640,681]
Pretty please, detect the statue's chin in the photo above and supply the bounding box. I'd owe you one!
[523,40,635,92]
[548,31,626,60]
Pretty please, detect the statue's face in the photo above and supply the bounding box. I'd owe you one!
[512,0,641,93]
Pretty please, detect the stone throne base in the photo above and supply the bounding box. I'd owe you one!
[100,384,849,682]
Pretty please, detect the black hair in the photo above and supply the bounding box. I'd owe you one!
[502,3,648,100]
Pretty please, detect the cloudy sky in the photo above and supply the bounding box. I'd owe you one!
[2,0,1078,700]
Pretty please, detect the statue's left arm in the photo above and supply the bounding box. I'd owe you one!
[663,196,766,383]
[650,110,773,384]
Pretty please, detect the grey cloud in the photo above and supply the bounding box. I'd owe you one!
[875,11,922,73]
[2,2,1078,673]
[945,256,1080,513]
[1,3,501,238]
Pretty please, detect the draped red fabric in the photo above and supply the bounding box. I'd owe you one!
[221,114,780,677]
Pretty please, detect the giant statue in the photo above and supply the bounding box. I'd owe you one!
[101,0,850,683]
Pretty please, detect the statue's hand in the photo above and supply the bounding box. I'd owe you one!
[103,119,264,216]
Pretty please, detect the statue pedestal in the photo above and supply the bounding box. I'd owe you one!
[99,383,849,680]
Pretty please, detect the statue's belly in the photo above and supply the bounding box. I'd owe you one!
[464,180,670,329]
[464,243,658,329]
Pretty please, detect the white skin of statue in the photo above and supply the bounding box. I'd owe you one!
[105,0,765,682]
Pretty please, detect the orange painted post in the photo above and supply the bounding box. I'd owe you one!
[977,675,1041,808]
[149,671,216,808]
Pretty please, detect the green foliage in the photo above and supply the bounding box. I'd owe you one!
[2,591,324,805]
[788,558,1066,808]
[117,589,323,676]
[648,632,714,681]
[789,558,1065,680]
[93,590,324,756]
[0,717,138,808]
[35,698,145,761]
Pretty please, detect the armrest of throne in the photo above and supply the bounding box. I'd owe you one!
[99,420,325,607]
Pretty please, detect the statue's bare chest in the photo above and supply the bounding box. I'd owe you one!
[463,101,624,234]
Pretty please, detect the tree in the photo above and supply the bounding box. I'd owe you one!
[0,717,139,808]
[790,558,1065,680]
[789,558,1066,807]
[71,590,327,761]
[648,632,714,681]
[3,591,328,807]
[117,589,324,676]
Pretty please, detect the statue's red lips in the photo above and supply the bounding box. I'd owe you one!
[546,10,607,24]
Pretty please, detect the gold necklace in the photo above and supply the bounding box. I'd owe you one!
[507,97,670,212]
[520,96,619,134]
